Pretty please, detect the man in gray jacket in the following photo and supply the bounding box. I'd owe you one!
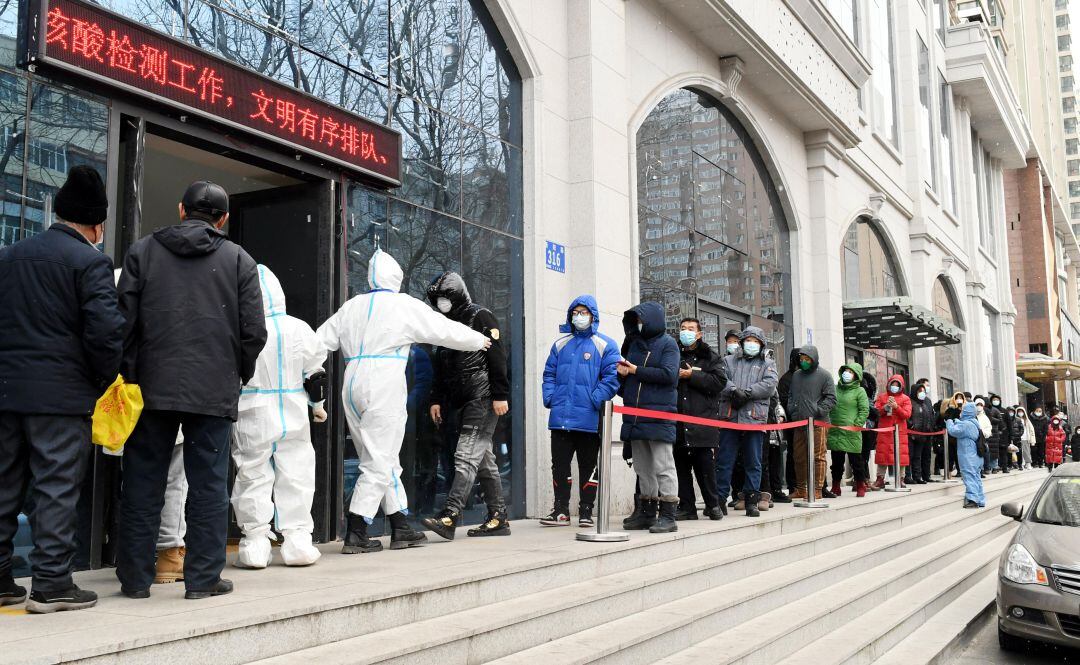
[786,345,837,500]
[714,327,778,517]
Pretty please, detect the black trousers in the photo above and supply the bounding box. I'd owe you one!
[675,445,718,510]
[550,429,600,512]
[760,439,784,495]
[933,437,959,474]
[910,438,933,481]
[117,410,232,592]
[785,431,796,492]
[830,450,868,484]
[0,413,90,592]
[1035,438,1046,466]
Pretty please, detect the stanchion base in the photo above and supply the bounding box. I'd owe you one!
[883,487,912,493]
[793,500,829,508]
[576,530,630,542]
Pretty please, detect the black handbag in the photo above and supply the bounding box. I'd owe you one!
[976,431,988,458]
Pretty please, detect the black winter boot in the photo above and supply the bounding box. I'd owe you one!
[745,492,761,517]
[649,500,678,533]
[675,504,699,521]
[422,508,460,541]
[342,513,383,554]
[388,512,427,550]
[623,498,658,530]
[705,506,724,521]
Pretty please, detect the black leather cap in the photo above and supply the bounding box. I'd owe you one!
[181,180,229,218]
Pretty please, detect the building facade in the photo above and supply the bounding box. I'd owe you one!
[5,0,1052,554]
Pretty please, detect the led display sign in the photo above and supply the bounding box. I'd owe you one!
[25,0,400,185]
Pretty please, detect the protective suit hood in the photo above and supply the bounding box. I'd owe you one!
[426,271,472,319]
[560,294,600,337]
[257,264,287,318]
[368,249,403,293]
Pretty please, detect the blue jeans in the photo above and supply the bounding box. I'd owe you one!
[716,430,763,499]
[957,438,986,506]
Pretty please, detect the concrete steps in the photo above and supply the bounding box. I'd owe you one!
[9,471,1041,665]
[251,472,1042,665]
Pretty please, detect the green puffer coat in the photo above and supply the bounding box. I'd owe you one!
[827,362,870,453]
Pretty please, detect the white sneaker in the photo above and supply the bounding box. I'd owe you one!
[236,534,272,569]
[280,531,321,567]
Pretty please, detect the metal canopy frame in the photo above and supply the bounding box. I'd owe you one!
[843,297,962,349]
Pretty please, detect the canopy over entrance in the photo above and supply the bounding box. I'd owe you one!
[843,296,962,349]
[1015,352,1080,382]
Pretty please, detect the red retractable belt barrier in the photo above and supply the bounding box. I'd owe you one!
[613,405,947,436]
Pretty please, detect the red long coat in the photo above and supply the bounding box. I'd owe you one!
[1046,422,1066,464]
[874,374,912,467]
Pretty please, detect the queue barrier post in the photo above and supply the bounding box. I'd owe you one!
[884,423,911,493]
[793,417,828,508]
[940,429,959,484]
[578,401,629,543]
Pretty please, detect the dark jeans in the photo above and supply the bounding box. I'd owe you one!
[760,438,784,495]
[0,413,90,592]
[675,445,718,510]
[445,398,505,515]
[785,431,796,492]
[830,450,868,484]
[910,438,933,481]
[117,410,232,592]
[550,429,600,512]
[1035,438,1045,466]
[716,430,763,499]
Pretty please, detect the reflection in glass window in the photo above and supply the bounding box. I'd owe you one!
[869,0,899,146]
[390,0,464,116]
[25,83,109,236]
[0,70,24,246]
[938,73,955,211]
[185,1,300,87]
[90,0,185,37]
[918,38,936,190]
[0,0,20,69]
[841,218,903,300]
[636,88,792,359]
[933,277,963,390]
[392,95,462,215]
[299,0,389,84]
[982,306,1000,390]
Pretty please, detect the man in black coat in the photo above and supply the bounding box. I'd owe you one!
[1030,405,1049,467]
[906,379,935,484]
[115,181,266,600]
[986,393,1006,473]
[0,166,123,613]
[673,318,726,521]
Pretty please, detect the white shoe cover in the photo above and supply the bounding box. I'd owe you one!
[280,531,321,567]
[236,534,272,569]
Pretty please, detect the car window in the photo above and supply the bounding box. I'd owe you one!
[1032,478,1080,527]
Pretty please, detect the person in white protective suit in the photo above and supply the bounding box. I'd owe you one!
[231,265,329,568]
[317,249,489,554]
[113,269,188,583]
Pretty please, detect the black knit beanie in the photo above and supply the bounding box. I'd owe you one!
[54,165,108,226]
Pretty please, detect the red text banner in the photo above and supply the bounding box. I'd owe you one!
[33,0,400,184]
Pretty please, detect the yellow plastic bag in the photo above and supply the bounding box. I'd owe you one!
[92,376,144,453]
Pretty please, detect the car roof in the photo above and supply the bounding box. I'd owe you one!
[1052,461,1080,477]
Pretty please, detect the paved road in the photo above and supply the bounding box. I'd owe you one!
[951,614,1080,664]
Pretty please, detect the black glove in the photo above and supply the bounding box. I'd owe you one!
[622,441,633,466]
[730,388,747,408]
[303,370,328,403]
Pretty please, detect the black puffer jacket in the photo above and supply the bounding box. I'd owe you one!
[1031,410,1049,443]
[676,339,726,447]
[118,219,266,420]
[907,387,936,441]
[0,224,123,415]
[427,271,509,408]
[861,372,879,454]
[986,393,1005,462]
[618,302,679,443]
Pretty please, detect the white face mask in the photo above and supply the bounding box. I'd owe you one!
[888,384,901,394]
[726,343,740,355]
[840,370,855,384]
[917,391,926,401]
[571,312,591,331]
[436,297,453,313]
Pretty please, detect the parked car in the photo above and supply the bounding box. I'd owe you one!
[997,462,1080,652]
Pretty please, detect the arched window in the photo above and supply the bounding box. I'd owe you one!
[841,217,904,300]
[636,89,792,355]
[932,277,964,397]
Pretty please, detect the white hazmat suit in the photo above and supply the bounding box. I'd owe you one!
[231,265,328,568]
[317,250,488,521]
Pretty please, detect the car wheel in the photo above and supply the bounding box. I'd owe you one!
[998,624,1026,652]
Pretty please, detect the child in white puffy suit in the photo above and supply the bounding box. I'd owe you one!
[231,265,329,568]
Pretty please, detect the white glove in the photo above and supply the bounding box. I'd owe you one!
[312,404,328,423]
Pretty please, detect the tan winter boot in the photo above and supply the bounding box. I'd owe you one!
[734,492,745,511]
[154,546,185,584]
[757,492,772,512]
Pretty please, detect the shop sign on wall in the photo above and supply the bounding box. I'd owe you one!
[25,0,401,185]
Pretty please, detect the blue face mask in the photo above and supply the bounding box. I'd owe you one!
[726,342,739,355]
[840,370,854,384]
[889,384,901,394]
[571,312,591,331]
[743,341,761,357]
[679,330,698,347]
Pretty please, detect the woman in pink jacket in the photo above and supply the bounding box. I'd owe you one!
[873,375,912,488]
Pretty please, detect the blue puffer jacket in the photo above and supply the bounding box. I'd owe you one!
[542,295,621,433]
[618,301,679,443]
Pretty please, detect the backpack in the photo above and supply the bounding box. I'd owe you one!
[976,429,988,458]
